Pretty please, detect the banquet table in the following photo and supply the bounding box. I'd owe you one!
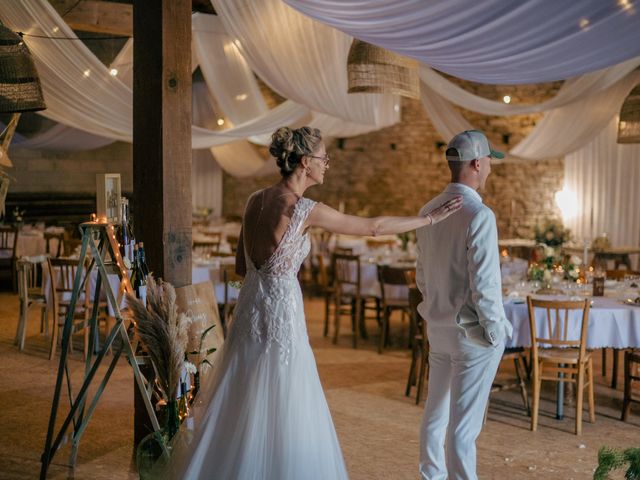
[0,227,62,258]
[503,290,640,418]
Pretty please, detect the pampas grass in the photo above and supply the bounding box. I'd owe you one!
[126,275,190,401]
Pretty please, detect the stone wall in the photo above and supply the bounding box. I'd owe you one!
[9,140,133,194]
[222,80,565,239]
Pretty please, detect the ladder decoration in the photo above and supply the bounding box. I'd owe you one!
[40,221,161,479]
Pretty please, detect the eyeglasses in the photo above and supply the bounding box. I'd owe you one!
[308,153,330,167]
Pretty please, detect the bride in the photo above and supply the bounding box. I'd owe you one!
[164,126,462,479]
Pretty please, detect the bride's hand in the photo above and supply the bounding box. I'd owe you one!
[426,196,463,225]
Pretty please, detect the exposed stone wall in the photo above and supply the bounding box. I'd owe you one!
[9,140,133,194]
[222,79,565,239]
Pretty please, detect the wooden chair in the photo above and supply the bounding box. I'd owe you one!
[44,231,64,258]
[333,246,354,256]
[332,253,379,348]
[605,269,640,281]
[14,255,49,350]
[366,238,397,250]
[621,351,640,421]
[0,225,18,291]
[315,253,335,338]
[47,257,91,360]
[226,235,239,254]
[193,235,222,257]
[62,237,82,257]
[221,263,242,337]
[406,286,429,404]
[377,265,414,354]
[527,297,595,435]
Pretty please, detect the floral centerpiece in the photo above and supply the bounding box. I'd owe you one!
[12,206,25,225]
[534,219,570,247]
[563,255,582,282]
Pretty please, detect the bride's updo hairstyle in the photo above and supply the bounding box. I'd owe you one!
[269,126,322,177]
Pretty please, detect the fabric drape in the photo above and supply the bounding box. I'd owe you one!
[284,0,640,84]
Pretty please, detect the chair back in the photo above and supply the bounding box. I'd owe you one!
[377,265,415,305]
[17,255,47,300]
[221,264,242,303]
[62,238,82,257]
[226,235,239,254]
[605,270,640,281]
[334,246,354,255]
[366,238,396,250]
[315,253,334,290]
[47,257,90,317]
[333,253,361,297]
[193,238,221,257]
[409,286,424,330]
[526,297,591,360]
[0,225,18,258]
[221,264,241,332]
[44,232,64,258]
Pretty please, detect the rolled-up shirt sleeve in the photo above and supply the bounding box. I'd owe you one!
[466,208,513,345]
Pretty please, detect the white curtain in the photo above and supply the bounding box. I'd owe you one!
[284,0,640,84]
[564,118,640,253]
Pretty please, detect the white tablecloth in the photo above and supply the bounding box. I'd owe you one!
[503,295,640,349]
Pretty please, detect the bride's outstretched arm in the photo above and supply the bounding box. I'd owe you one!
[306,196,462,236]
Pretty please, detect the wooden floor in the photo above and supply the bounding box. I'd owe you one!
[0,290,638,480]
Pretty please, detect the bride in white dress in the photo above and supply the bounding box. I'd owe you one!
[164,126,462,479]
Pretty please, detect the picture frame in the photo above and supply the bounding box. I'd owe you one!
[96,173,121,224]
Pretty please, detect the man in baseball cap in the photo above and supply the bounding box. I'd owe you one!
[415,130,511,479]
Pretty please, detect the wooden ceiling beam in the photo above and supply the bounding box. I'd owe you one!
[50,1,133,37]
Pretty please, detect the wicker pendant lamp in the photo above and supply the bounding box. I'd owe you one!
[0,22,46,113]
[617,84,640,144]
[0,21,46,219]
[347,39,419,99]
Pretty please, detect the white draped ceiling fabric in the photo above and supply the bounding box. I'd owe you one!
[3,0,640,233]
[283,0,640,84]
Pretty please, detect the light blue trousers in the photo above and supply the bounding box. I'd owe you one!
[419,330,504,480]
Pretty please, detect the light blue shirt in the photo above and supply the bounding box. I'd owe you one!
[416,183,513,346]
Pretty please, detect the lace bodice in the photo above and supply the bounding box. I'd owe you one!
[229,197,317,364]
[247,196,316,277]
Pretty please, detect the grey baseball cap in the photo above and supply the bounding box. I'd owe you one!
[445,130,504,161]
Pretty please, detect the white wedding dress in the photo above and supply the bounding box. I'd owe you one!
[164,197,348,479]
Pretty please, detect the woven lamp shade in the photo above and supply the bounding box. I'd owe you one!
[0,23,46,113]
[347,39,419,100]
[617,84,640,144]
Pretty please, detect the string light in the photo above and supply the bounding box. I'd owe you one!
[109,68,118,76]
[234,93,247,101]
[502,95,511,104]
[83,69,91,78]
[217,118,225,126]
[579,18,590,30]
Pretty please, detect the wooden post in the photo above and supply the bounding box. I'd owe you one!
[133,0,192,287]
[132,0,192,446]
